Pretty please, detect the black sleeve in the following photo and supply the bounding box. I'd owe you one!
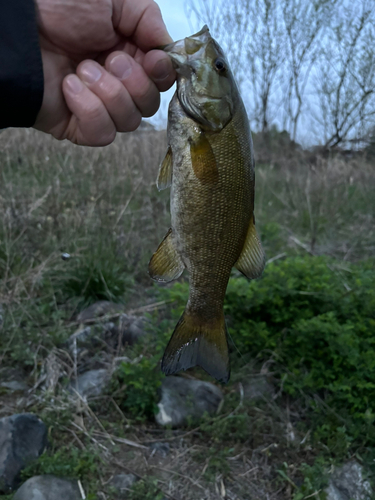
[0,0,44,128]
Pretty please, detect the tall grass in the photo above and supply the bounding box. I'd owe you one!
[0,127,374,498]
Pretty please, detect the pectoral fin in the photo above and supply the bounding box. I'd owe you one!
[235,216,266,279]
[149,228,185,282]
[190,132,219,184]
[157,146,173,190]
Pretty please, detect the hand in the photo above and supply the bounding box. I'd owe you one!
[34,0,175,146]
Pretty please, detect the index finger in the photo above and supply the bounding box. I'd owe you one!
[113,0,173,51]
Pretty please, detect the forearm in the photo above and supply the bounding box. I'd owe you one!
[0,0,44,128]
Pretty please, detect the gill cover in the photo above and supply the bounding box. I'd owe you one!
[164,26,236,131]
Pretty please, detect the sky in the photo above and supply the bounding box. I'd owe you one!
[147,0,193,127]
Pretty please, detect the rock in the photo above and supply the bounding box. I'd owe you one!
[118,314,147,345]
[108,473,137,497]
[0,381,28,392]
[325,461,373,500]
[70,368,110,398]
[68,323,117,356]
[0,414,47,492]
[0,304,3,330]
[76,301,123,323]
[241,376,274,401]
[67,314,146,357]
[0,367,28,393]
[155,376,223,427]
[13,475,81,500]
[149,442,170,458]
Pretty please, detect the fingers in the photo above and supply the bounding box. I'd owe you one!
[61,48,175,146]
[143,50,176,92]
[62,74,116,146]
[77,60,143,127]
[105,51,174,113]
[114,0,173,51]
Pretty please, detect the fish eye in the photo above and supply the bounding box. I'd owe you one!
[214,58,226,73]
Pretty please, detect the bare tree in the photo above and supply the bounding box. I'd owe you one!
[313,0,375,148]
[281,0,339,141]
[186,0,375,148]
[186,0,286,133]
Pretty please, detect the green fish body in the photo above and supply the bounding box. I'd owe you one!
[149,26,265,382]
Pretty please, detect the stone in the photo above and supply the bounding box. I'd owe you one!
[155,376,223,427]
[67,314,146,357]
[0,381,28,392]
[325,461,373,500]
[118,314,147,345]
[108,473,137,497]
[70,368,110,399]
[0,414,47,493]
[76,301,123,323]
[149,442,170,458]
[13,475,81,500]
[241,376,275,401]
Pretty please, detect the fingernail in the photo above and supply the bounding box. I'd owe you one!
[110,54,133,80]
[80,62,102,84]
[66,75,83,94]
[151,58,171,81]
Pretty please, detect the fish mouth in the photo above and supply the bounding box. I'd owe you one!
[162,25,211,71]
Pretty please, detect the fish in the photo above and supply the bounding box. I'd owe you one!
[149,26,265,383]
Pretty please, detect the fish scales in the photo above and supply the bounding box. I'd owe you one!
[149,26,265,383]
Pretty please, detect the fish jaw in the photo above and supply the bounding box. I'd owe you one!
[163,26,235,131]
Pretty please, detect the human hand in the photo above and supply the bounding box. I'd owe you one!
[34,0,175,146]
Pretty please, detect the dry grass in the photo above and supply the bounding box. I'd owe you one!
[0,127,374,499]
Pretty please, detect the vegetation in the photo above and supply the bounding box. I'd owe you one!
[187,0,375,148]
[0,127,374,499]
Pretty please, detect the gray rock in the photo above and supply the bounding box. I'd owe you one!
[0,304,3,330]
[0,381,28,392]
[155,376,223,427]
[13,475,81,500]
[108,473,137,497]
[241,376,275,401]
[70,369,110,398]
[0,414,47,492]
[76,301,123,322]
[118,314,147,345]
[149,442,170,458]
[325,461,373,500]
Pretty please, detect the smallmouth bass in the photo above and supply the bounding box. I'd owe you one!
[149,26,265,383]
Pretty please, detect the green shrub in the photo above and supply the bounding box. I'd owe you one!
[21,446,100,481]
[111,355,164,420]
[127,477,164,500]
[158,255,375,454]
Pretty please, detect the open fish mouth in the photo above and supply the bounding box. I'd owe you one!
[162,25,211,71]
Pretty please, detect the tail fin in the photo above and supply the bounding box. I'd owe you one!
[161,309,230,383]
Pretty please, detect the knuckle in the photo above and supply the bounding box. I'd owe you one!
[121,112,142,133]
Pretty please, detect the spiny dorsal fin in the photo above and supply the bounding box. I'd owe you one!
[149,228,185,282]
[162,309,230,383]
[235,216,266,279]
[157,146,173,191]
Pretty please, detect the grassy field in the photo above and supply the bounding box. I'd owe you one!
[0,126,374,499]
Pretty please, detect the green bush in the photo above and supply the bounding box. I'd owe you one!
[127,477,164,500]
[21,446,100,481]
[111,354,164,420]
[158,255,375,453]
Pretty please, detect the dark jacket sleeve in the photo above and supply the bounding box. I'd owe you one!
[0,0,44,128]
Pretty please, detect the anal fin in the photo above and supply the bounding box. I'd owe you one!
[149,228,185,282]
[157,146,173,191]
[235,216,266,279]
